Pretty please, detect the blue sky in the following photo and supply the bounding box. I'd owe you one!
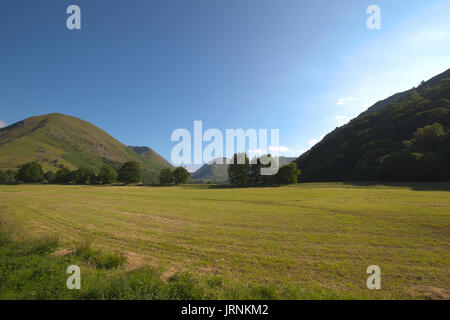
[1,0,449,167]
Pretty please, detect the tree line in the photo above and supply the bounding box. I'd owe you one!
[0,160,192,186]
[0,161,139,185]
[228,153,301,186]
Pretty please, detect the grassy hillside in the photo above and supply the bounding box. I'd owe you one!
[191,158,229,182]
[1,183,448,299]
[296,69,450,182]
[129,146,172,167]
[0,113,171,183]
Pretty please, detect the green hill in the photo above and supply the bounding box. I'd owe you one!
[0,113,172,183]
[295,68,450,182]
[129,146,174,183]
[191,158,229,183]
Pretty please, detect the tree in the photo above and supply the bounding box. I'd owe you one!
[228,153,249,185]
[16,162,44,183]
[98,164,117,184]
[159,168,174,185]
[55,167,73,184]
[0,170,16,184]
[173,167,190,184]
[248,157,262,186]
[44,171,56,183]
[407,122,445,152]
[276,163,301,184]
[117,161,141,184]
[71,167,94,184]
[0,170,10,184]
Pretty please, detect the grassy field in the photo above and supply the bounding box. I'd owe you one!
[0,183,449,299]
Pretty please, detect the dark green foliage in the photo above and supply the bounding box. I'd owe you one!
[98,164,117,184]
[55,167,73,184]
[117,161,142,184]
[275,163,301,184]
[173,167,190,184]
[16,162,44,183]
[248,157,262,186]
[296,74,450,182]
[0,170,8,184]
[227,153,301,186]
[43,171,56,183]
[0,170,16,184]
[228,153,249,185]
[159,168,174,185]
[71,167,95,184]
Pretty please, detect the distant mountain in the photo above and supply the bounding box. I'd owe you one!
[295,68,450,182]
[0,113,172,183]
[191,158,229,183]
[278,157,297,166]
[191,156,297,183]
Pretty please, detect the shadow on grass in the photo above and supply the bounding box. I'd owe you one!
[342,181,450,191]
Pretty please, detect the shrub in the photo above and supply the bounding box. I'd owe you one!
[43,171,56,183]
[71,167,95,184]
[16,162,44,183]
[159,168,174,185]
[275,163,301,184]
[55,167,73,184]
[117,161,141,184]
[173,167,190,184]
[98,164,117,184]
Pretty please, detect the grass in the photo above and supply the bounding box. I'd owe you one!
[0,183,449,299]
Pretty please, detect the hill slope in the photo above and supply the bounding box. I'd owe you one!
[129,146,174,183]
[0,113,172,183]
[191,158,229,183]
[191,156,297,183]
[295,69,450,182]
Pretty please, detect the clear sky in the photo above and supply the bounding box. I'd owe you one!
[1,0,449,167]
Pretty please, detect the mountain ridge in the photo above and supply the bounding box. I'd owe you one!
[295,68,450,182]
[0,113,172,183]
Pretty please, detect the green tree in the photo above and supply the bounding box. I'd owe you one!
[0,170,10,184]
[407,122,445,152]
[276,163,301,184]
[71,167,94,184]
[117,161,142,184]
[248,157,262,186]
[16,162,44,183]
[173,167,190,184]
[159,168,174,185]
[55,167,73,184]
[228,153,249,186]
[44,171,56,183]
[98,164,117,184]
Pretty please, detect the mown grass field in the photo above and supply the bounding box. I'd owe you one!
[0,183,449,299]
